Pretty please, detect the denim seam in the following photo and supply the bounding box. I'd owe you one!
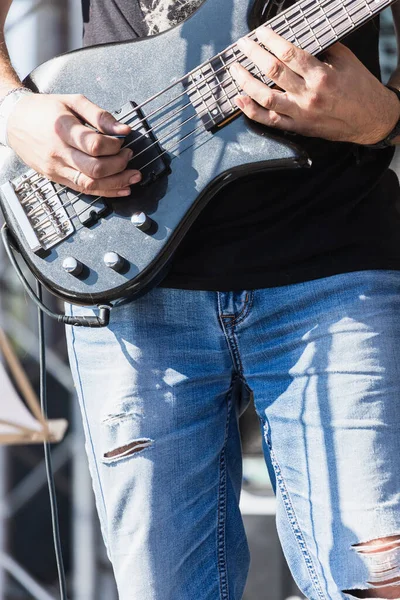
[229,328,244,375]
[216,386,234,600]
[220,318,244,376]
[218,292,254,327]
[217,294,239,374]
[68,320,109,534]
[232,291,254,327]
[264,424,327,600]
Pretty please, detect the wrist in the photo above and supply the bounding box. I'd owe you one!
[362,85,400,148]
[0,87,34,147]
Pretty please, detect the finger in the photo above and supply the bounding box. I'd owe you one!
[254,26,320,77]
[61,166,142,198]
[66,146,136,179]
[237,35,303,92]
[65,94,131,136]
[59,116,126,157]
[230,63,293,115]
[234,94,294,131]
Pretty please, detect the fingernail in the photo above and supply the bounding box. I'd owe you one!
[117,189,131,196]
[129,173,141,184]
[237,37,250,50]
[126,149,134,160]
[230,63,239,75]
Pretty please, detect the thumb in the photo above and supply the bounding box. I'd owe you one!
[66,94,131,136]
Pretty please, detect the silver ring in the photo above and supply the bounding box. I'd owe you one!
[73,170,82,186]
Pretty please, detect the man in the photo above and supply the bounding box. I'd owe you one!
[1,0,400,598]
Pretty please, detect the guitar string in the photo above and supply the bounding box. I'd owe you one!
[93,0,359,134]
[28,0,385,243]
[118,0,368,127]
[21,0,356,204]
[26,0,385,240]
[113,0,360,144]
[22,0,374,203]
[27,0,365,200]
[22,0,372,226]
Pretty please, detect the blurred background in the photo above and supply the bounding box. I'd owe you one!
[0,1,398,598]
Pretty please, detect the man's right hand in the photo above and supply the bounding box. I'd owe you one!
[7,92,141,197]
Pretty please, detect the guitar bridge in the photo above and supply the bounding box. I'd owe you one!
[1,170,74,256]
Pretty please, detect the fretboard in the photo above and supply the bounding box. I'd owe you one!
[186,0,395,131]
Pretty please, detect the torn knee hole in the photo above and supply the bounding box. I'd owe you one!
[343,584,400,599]
[103,438,153,462]
[344,536,400,599]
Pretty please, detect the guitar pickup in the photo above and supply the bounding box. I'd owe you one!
[67,192,109,226]
[112,101,171,186]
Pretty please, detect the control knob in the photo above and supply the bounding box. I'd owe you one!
[131,211,152,232]
[103,251,127,272]
[62,257,84,276]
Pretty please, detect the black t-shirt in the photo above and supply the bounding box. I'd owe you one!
[82,0,400,290]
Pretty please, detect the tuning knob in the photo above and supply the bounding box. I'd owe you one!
[62,257,83,276]
[131,211,152,232]
[103,251,127,272]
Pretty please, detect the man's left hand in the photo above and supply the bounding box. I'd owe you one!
[230,27,400,145]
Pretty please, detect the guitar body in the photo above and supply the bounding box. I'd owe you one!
[0,0,309,305]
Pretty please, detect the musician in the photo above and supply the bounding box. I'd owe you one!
[1,0,400,598]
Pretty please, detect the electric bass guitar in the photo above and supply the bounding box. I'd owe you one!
[0,0,395,305]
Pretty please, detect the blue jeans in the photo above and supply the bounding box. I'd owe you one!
[65,270,400,600]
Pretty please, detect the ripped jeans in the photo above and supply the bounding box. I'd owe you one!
[65,270,400,600]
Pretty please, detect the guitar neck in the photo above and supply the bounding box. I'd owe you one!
[186,0,397,131]
[254,0,394,57]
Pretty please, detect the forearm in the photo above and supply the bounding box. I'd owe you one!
[0,0,24,97]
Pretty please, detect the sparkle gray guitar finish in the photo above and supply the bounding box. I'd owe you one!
[0,0,393,304]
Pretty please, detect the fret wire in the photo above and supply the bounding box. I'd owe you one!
[214,61,239,110]
[262,0,333,45]
[271,0,373,44]
[281,12,298,46]
[216,79,237,114]
[341,0,356,26]
[317,0,339,42]
[298,3,322,52]
[328,1,354,34]
[203,63,225,119]
[274,0,353,45]
[307,0,384,46]
[220,54,242,95]
[190,72,217,127]
[191,60,242,123]
[268,0,383,52]
[221,0,374,74]
[218,56,240,111]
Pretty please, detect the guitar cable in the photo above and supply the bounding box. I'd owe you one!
[1,224,112,328]
[37,280,69,600]
[1,223,112,598]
